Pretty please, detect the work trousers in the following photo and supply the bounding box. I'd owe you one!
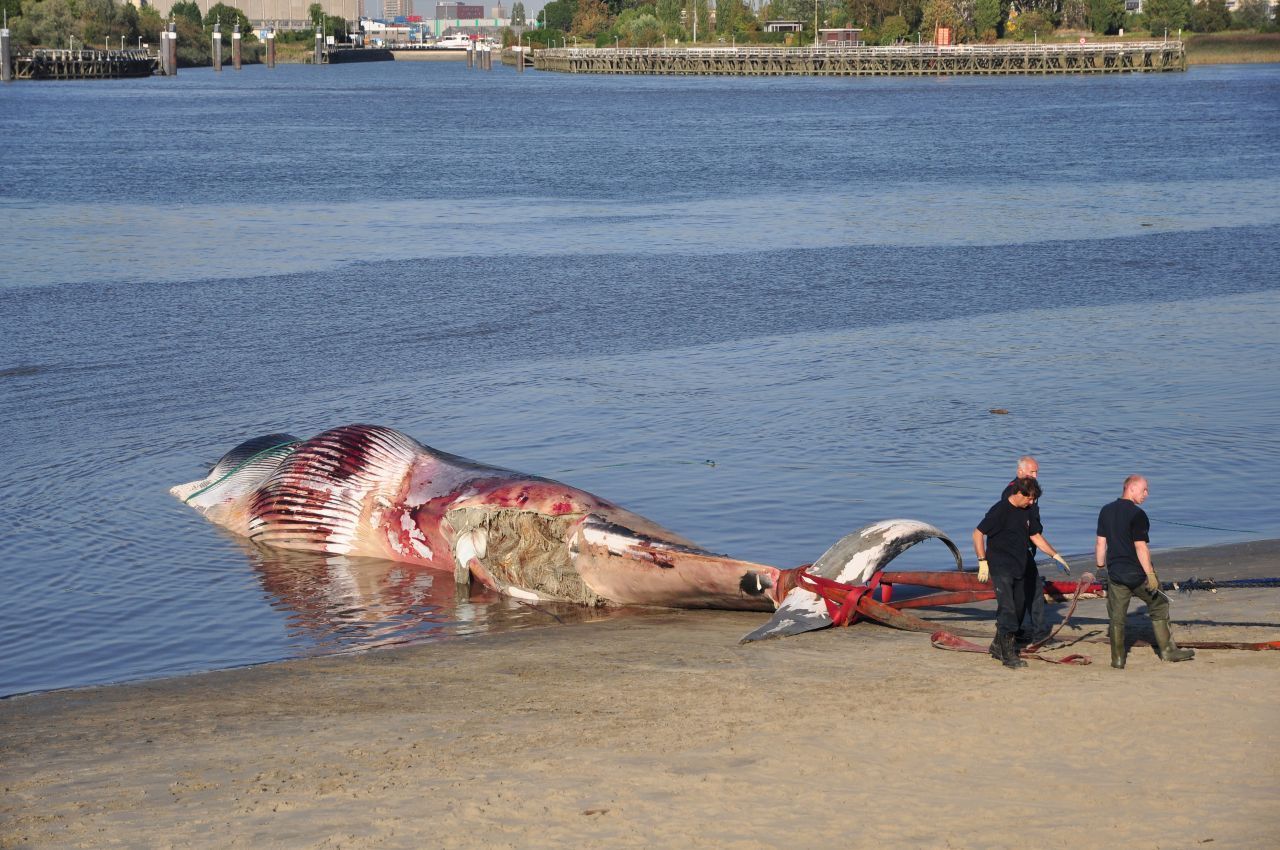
[1106,579,1171,630]
[1020,559,1045,637]
[992,567,1027,636]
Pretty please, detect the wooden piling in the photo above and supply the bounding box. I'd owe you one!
[165,22,177,76]
[232,25,241,70]
[266,30,276,68]
[212,22,221,71]
[532,41,1187,76]
[314,26,323,65]
[1,26,12,83]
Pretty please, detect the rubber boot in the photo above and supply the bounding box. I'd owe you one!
[1152,620,1195,662]
[1000,633,1027,669]
[1109,623,1126,669]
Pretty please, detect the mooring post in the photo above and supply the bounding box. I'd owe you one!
[212,21,222,72]
[467,43,473,69]
[1,21,12,84]
[266,29,276,68]
[517,34,523,74]
[166,20,177,76]
[314,23,323,65]
[232,23,241,70]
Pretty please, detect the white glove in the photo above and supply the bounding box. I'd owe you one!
[1051,554,1071,575]
[977,559,990,584]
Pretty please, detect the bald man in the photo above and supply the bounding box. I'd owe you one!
[1096,475,1195,669]
[1001,456,1071,644]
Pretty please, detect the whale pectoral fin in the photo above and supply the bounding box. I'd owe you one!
[739,519,962,644]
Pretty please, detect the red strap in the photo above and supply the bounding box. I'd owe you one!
[794,569,877,626]
[931,630,1093,665]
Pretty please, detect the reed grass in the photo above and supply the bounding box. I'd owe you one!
[1186,32,1280,64]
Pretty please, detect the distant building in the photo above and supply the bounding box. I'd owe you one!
[385,0,413,18]
[818,27,863,44]
[763,20,803,33]
[145,0,363,28]
[436,2,485,18]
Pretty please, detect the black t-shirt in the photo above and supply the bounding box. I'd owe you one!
[1097,498,1151,588]
[1002,481,1042,561]
[978,497,1043,572]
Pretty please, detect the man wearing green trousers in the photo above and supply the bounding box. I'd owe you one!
[1096,475,1195,669]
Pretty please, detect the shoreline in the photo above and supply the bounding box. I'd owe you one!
[3,539,1277,847]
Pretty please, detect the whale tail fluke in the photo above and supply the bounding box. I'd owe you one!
[739,520,963,643]
[170,433,301,507]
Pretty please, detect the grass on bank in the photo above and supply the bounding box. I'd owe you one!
[1185,31,1280,63]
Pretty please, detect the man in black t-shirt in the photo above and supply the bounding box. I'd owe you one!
[1001,456,1072,644]
[973,476,1054,669]
[1096,475,1194,669]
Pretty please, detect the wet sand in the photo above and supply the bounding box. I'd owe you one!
[3,540,1278,849]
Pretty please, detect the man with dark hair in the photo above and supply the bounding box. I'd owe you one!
[1002,456,1071,644]
[1096,475,1195,669]
[973,476,1063,668]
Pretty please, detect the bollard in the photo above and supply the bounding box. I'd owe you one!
[266,30,276,68]
[167,22,178,76]
[314,25,323,65]
[212,21,221,72]
[232,24,241,70]
[1,26,11,83]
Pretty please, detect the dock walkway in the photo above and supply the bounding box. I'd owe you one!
[533,41,1185,76]
[11,48,158,80]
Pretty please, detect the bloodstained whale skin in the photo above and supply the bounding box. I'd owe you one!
[173,425,962,635]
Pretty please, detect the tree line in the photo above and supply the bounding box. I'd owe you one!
[1,0,351,63]
[2,0,1272,55]
[515,0,1276,46]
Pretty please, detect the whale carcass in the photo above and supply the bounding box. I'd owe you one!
[172,424,963,641]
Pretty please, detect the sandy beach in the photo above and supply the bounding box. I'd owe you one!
[3,540,1277,849]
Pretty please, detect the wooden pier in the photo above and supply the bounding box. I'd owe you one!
[11,48,159,80]
[533,41,1186,76]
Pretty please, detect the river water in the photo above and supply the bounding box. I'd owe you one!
[2,61,1278,696]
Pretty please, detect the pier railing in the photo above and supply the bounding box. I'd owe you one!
[533,40,1186,76]
[13,48,159,80]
